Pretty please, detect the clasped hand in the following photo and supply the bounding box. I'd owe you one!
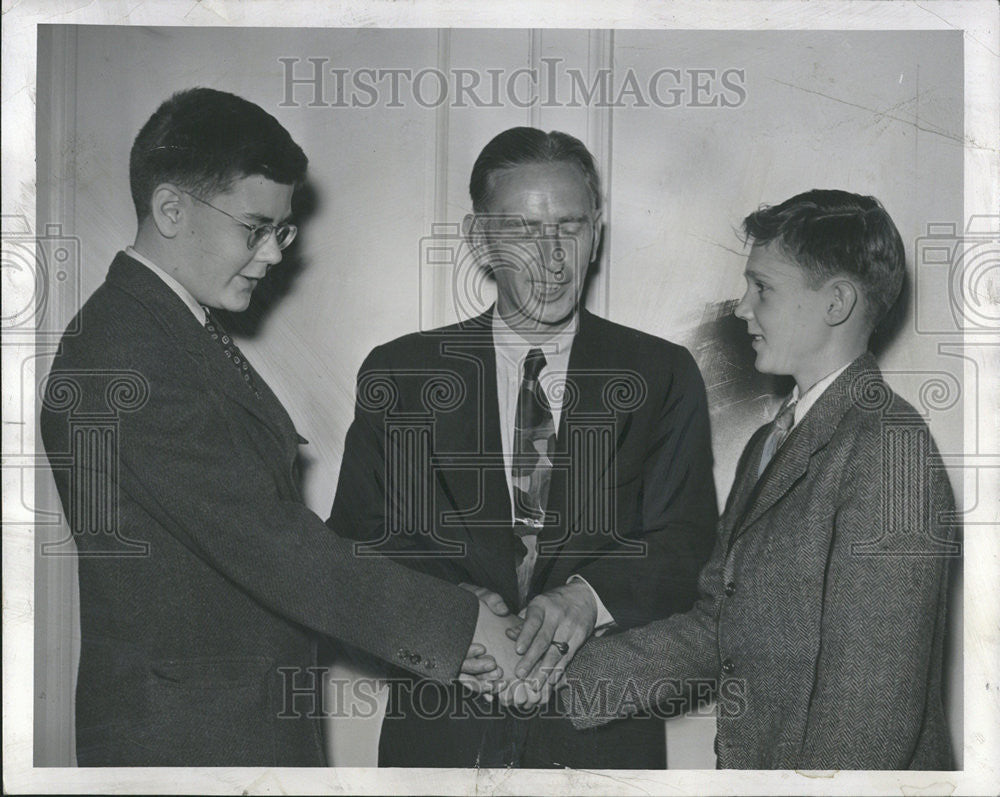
[458,581,597,708]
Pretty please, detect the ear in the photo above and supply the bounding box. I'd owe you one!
[825,278,859,326]
[589,208,604,263]
[461,212,478,245]
[149,183,185,240]
[463,213,493,269]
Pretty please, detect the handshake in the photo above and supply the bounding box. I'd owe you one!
[456,581,599,708]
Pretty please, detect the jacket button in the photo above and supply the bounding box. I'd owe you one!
[724,581,736,597]
[410,653,422,665]
[721,658,736,675]
[425,659,436,669]
[397,649,407,660]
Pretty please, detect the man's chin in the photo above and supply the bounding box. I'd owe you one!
[499,302,578,333]
[520,308,578,335]
[540,314,578,331]
[532,294,578,322]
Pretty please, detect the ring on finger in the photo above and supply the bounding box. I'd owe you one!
[550,640,569,655]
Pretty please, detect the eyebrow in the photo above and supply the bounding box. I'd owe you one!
[501,214,590,225]
[244,211,292,225]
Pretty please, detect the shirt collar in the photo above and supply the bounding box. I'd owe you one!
[491,307,575,374]
[790,360,853,428]
[126,246,207,325]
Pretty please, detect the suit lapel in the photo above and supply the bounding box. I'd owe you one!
[533,311,629,586]
[198,328,299,451]
[428,312,518,601]
[107,253,300,454]
[729,354,880,545]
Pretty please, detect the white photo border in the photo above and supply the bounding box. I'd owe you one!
[3,1,997,795]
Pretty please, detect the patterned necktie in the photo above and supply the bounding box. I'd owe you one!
[511,348,556,607]
[757,396,797,478]
[203,307,260,399]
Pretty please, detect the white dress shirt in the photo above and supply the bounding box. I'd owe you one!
[491,310,614,628]
[789,360,853,430]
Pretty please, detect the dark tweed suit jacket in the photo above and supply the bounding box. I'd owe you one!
[564,353,958,769]
[329,308,718,768]
[39,253,479,767]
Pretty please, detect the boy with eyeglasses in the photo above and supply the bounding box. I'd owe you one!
[39,87,520,767]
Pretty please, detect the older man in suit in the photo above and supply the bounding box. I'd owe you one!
[561,190,959,769]
[39,88,521,767]
[329,127,718,768]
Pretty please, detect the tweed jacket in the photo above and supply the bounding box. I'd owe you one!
[329,308,718,768]
[564,354,958,769]
[39,253,479,767]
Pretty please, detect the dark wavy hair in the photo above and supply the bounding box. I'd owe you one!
[130,87,308,221]
[469,127,601,213]
[742,189,905,327]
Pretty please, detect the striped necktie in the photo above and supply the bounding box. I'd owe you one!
[757,396,797,479]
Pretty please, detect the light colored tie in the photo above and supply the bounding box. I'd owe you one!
[757,396,797,479]
[511,348,555,608]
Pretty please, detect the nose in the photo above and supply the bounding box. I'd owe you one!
[734,286,753,321]
[539,237,567,274]
[255,231,284,268]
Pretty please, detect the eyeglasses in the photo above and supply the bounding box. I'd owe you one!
[182,191,298,250]
[482,214,594,239]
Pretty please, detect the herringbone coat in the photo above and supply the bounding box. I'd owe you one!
[565,354,958,769]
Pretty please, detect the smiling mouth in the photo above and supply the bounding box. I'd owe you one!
[533,282,565,297]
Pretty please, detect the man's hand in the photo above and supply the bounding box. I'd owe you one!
[507,581,598,686]
[459,642,499,684]
[496,676,553,709]
[459,582,511,617]
[458,593,522,696]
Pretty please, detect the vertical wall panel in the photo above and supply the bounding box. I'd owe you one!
[34,23,80,767]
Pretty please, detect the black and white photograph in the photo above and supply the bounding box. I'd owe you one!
[3,2,998,795]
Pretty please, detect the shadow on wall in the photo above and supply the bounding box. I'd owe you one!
[869,271,910,362]
[217,179,322,337]
[684,298,791,435]
[687,269,910,438]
